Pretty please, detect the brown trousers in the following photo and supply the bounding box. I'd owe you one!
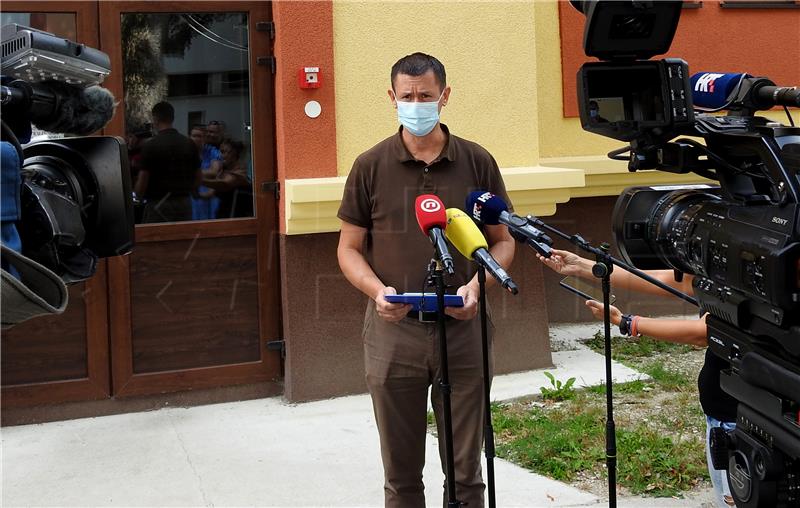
[363,300,493,508]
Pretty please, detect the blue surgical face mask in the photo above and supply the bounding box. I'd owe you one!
[395,90,444,137]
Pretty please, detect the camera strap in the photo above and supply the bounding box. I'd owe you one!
[1,244,68,328]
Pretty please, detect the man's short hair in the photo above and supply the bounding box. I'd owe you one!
[190,123,207,133]
[151,101,175,123]
[391,52,446,92]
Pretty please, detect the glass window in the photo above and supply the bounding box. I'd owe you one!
[121,13,254,224]
[0,12,77,41]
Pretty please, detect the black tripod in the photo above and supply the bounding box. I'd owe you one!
[426,259,462,508]
[524,216,697,508]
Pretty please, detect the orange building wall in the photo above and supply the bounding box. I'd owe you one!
[273,1,337,231]
[559,2,800,117]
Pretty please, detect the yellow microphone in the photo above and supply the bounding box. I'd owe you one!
[445,208,518,294]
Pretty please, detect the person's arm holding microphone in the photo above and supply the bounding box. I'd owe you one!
[536,249,706,345]
[537,248,696,297]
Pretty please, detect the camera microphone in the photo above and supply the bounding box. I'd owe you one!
[691,72,800,111]
[466,190,553,257]
[1,80,116,136]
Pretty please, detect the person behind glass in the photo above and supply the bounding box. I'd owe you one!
[203,138,252,218]
[205,120,226,150]
[537,249,737,508]
[134,102,201,223]
[336,52,515,508]
[189,124,222,220]
[125,125,152,186]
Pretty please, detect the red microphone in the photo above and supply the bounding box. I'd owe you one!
[414,194,455,274]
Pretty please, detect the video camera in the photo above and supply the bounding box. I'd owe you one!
[1,24,134,327]
[572,2,800,507]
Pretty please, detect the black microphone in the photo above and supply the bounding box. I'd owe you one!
[466,190,553,258]
[445,208,518,294]
[414,194,455,275]
[1,80,115,135]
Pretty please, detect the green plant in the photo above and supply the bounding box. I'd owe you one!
[540,371,577,401]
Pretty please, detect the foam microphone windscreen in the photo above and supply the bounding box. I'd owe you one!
[445,208,488,259]
[690,72,748,110]
[466,190,507,225]
[414,194,447,235]
[33,81,116,135]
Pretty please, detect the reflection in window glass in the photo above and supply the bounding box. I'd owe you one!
[0,12,77,41]
[122,13,253,223]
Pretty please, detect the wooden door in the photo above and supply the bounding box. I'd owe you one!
[1,1,111,407]
[100,1,281,397]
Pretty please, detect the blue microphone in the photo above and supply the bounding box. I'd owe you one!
[466,190,552,257]
[690,72,748,110]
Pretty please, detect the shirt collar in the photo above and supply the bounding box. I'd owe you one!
[393,123,456,164]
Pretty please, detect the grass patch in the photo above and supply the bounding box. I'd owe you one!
[586,331,694,360]
[491,333,709,498]
[493,391,707,497]
[642,362,691,391]
[587,379,650,395]
[494,404,605,481]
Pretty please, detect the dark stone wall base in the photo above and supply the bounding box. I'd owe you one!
[1,381,283,426]
[280,232,554,402]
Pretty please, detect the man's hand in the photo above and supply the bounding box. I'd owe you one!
[536,248,587,277]
[585,299,623,326]
[374,286,411,322]
[445,284,478,320]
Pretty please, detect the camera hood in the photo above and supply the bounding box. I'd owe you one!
[571,0,683,61]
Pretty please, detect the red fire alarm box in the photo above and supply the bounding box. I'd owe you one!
[298,67,321,89]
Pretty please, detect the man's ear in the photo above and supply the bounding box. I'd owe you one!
[388,89,397,109]
[442,86,451,106]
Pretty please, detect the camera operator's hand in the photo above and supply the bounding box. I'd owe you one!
[586,299,622,325]
[536,249,592,278]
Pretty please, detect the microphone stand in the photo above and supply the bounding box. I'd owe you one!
[477,266,497,508]
[594,243,617,508]
[523,217,699,508]
[427,259,462,508]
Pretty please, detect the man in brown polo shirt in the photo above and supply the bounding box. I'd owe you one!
[337,52,515,508]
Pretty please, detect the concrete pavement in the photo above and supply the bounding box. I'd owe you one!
[2,323,714,507]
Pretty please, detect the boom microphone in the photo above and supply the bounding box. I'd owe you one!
[414,194,455,275]
[1,80,116,135]
[466,190,553,257]
[444,208,518,294]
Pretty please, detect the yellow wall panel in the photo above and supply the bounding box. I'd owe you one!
[333,1,539,175]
